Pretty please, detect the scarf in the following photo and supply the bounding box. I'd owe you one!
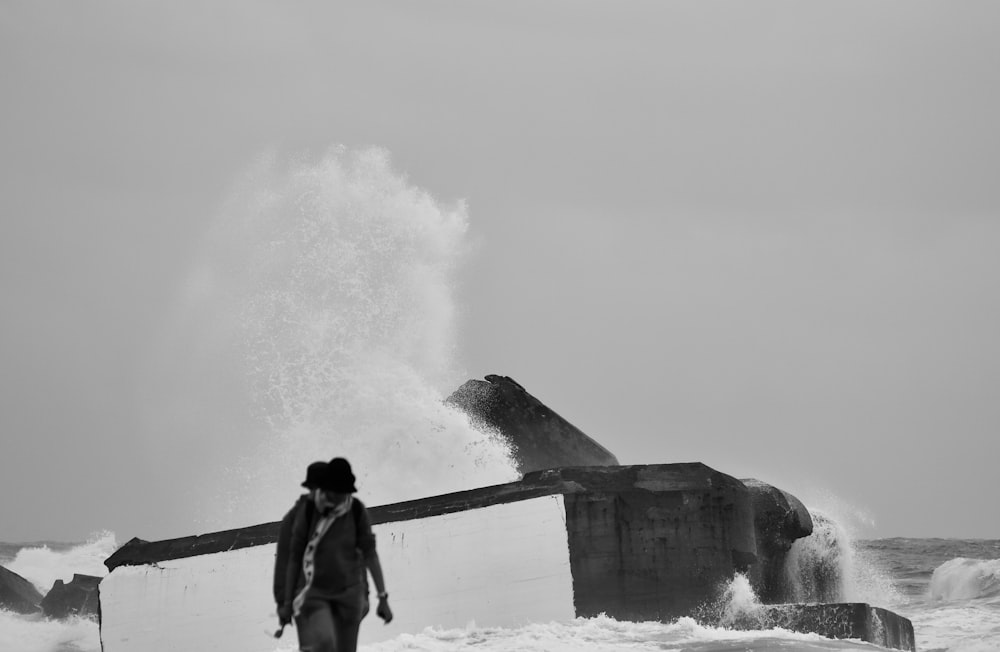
[292,495,354,618]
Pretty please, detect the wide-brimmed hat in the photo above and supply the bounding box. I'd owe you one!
[301,461,328,489]
[318,457,358,493]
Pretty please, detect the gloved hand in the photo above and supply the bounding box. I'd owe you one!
[376,594,393,624]
[277,603,293,626]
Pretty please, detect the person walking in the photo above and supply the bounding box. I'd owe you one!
[274,459,328,624]
[276,457,393,652]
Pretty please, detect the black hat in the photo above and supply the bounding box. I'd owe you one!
[319,457,357,493]
[301,461,328,489]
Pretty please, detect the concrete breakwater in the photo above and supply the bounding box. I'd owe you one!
[99,463,915,651]
[97,376,915,650]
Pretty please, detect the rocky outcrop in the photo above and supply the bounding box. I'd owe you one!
[445,375,619,473]
[0,564,43,614]
[40,573,101,620]
[741,478,814,602]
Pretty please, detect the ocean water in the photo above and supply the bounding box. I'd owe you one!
[4,148,998,651]
[2,533,999,651]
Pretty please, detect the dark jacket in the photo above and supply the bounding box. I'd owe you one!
[273,494,311,606]
[274,496,375,613]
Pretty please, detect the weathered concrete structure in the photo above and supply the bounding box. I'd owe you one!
[556,466,755,621]
[99,463,915,651]
[97,376,915,650]
[40,573,101,620]
[762,603,916,651]
[445,375,619,473]
[102,464,758,650]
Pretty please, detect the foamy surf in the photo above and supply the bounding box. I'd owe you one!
[930,558,1000,602]
[0,533,115,652]
[338,615,876,652]
[3,532,116,594]
[0,610,98,652]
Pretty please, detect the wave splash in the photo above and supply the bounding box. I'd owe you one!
[0,533,114,652]
[4,531,117,593]
[783,505,899,607]
[930,558,1000,602]
[175,146,518,530]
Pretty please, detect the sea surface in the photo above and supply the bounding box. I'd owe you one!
[2,532,998,652]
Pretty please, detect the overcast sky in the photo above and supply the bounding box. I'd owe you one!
[2,1,998,543]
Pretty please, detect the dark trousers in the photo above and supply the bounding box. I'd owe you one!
[295,597,363,652]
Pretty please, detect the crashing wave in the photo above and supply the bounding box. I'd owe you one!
[930,558,1000,601]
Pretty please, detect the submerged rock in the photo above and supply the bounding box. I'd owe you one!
[0,564,43,614]
[41,573,101,620]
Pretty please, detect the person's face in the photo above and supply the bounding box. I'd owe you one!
[324,490,350,504]
[313,488,350,509]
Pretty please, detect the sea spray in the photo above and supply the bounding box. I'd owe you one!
[929,558,1000,601]
[694,573,767,629]
[171,146,518,530]
[783,502,899,606]
[784,512,847,602]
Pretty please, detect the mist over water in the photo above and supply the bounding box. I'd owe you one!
[161,146,517,531]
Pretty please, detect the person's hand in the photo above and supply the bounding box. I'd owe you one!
[277,603,293,626]
[376,594,393,624]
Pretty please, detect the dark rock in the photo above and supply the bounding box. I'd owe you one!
[40,573,101,620]
[741,478,814,602]
[0,564,43,614]
[445,375,619,473]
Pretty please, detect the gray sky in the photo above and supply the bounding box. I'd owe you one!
[2,1,998,542]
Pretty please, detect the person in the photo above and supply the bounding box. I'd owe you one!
[273,459,328,629]
[276,457,393,652]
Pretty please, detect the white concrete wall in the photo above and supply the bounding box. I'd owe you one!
[368,494,573,644]
[100,495,574,651]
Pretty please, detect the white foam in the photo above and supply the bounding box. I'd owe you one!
[909,601,1000,652]
[358,615,856,652]
[0,611,99,652]
[930,558,1000,602]
[717,573,764,627]
[5,531,117,593]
